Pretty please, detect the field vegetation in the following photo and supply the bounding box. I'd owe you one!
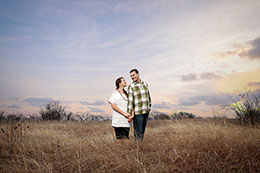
[0,119,260,172]
[0,90,259,172]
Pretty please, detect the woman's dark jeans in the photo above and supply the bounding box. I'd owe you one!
[113,127,130,139]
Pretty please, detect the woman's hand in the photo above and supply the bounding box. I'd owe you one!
[124,112,131,118]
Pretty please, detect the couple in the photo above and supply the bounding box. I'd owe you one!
[108,69,152,140]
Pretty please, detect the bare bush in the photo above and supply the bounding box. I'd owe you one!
[40,102,67,120]
[231,90,260,125]
[0,111,7,121]
[170,111,196,119]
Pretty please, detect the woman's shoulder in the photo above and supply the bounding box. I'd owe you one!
[111,90,119,96]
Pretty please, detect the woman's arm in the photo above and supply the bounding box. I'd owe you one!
[128,111,135,122]
[109,102,130,118]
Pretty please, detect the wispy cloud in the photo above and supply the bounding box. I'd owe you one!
[88,107,105,113]
[7,104,21,109]
[80,101,106,106]
[153,102,173,109]
[200,72,221,80]
[248,82,260,87]
[178,93,238,106]
[212,50,238,58]
[24,97,53,107]
[181,72,221,81]
[181,73,198,81]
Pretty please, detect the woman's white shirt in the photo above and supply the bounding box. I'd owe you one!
[109,90,130,128]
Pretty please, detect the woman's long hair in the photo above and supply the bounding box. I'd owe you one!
[115,77,128,98]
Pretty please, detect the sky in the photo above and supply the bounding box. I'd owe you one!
[0,0,260,117]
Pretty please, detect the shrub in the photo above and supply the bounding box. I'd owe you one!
[6,113,21,121]
[0,111,7,121]
[231,90,260,125]
[149,111,171,120]
[40,102,66,120]
[170,112,196,119]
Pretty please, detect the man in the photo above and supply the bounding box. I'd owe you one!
[127,69,152,140]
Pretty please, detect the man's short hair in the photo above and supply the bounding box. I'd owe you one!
[130,69,139,74]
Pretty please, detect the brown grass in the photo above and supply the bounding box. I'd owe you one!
[0,119,260,172]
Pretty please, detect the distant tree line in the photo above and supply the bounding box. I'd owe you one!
[0,102,110,122]
[149,111,197,120]
[1,90,259,125]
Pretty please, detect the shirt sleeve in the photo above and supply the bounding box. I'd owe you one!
[108,92,117,105]
[149,91,152,107]
[144,82,152,107]
[127,85,134,114]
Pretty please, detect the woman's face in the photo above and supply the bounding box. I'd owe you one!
[120,78,127,87]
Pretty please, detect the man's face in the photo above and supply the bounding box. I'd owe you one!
[130,71,139,82]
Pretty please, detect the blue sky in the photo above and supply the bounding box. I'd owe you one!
[0,0,260,116]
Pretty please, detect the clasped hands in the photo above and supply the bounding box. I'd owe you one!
[124,112,134,122]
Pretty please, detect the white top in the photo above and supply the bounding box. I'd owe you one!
[109,90,130,128]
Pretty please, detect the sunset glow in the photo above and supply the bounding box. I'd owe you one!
[0,0,259,117]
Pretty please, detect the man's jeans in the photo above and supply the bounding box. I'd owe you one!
[133,113,149,140]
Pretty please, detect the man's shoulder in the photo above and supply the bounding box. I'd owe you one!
[128,81,149,88]
[128,82,136,88]
[142,81,149,87]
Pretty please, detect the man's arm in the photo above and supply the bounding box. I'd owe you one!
[127,85,134,114]
[145,82,152,108]
[148,90,152,108]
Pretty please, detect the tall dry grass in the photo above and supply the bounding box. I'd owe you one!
[0,119,260,172]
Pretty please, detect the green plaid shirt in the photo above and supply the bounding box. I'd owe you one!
[127,80,151,115]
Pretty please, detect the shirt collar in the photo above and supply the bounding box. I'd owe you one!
[133,79,144,85]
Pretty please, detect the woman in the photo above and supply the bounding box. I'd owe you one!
[108,77,132,139]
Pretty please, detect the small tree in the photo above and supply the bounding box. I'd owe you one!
[40,102,66,120]
[231,91,260,125]
[170,112,196,119]
[7,113,20,121]
[0,111,7,121]
[66,112,73,121]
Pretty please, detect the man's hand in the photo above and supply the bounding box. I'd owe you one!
[127,112,134,122]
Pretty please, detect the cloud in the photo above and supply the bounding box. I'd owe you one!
[64,106,72,109]
[181,73,198,81]
[153,102,172,109]
[178,93,238,106]
[7,104,21,109]
[239,37,260,60]
[251,89,260,98]
[213,36,260,60]
[212,50,238,58]
[181,72,221,81]
[11,97,22,102]
[178,98,201,106]
[80,101,106,106]
[248,82,260,87]
[88,107,105,113]
[24,97,53,107]
[200,72,221,80]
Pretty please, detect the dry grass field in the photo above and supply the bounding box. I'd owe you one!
[0,119,260,172]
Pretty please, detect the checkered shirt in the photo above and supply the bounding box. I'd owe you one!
[127,80,151,115]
